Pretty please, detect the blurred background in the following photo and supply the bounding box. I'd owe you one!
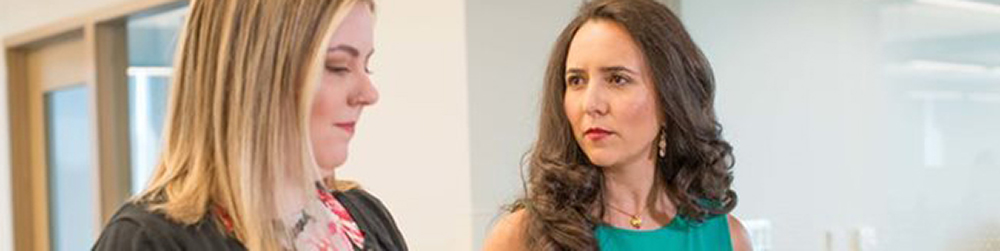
[0,0,997,250]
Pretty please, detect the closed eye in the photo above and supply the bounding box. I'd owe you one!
[325,65,351,74]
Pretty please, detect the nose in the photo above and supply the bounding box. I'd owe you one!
[582,79,608,117]
[350,74,379,106]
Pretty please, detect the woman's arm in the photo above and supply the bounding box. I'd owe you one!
[728,214,753,251]
[483,210,527,251]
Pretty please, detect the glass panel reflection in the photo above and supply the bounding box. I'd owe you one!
[126,5,187,194]
[45,85,96,251]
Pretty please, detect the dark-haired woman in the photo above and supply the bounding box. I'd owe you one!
[484,0,751,250]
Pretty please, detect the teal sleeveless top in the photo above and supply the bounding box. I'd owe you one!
[594,215,732,251]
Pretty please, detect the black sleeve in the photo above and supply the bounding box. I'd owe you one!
[360,190,407,250]
[92,219,177,251]
[339,189,408,251]
[92,202,243,251]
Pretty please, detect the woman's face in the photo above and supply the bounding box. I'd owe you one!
[564,20,661,169]
[310,3,377,177]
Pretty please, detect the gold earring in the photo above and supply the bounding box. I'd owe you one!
[658,128,666,158]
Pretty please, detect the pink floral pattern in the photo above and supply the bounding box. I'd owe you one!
[215,186,366,250]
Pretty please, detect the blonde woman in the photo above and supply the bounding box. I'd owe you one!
[92,0,406,250]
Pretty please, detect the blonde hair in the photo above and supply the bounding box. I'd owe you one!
[135,0,372,249]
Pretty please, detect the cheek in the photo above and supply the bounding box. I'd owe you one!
[310,76,349,128]
[563,92,583,132]
[620,88,660,139]
[310,91,334,153]
[309,79,349,167]
[310,86,336,134]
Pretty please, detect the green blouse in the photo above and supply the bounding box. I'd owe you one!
[595,215,732,251]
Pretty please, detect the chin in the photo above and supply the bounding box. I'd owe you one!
[317,150,348,177]
[588,158,616,168]
[583,149,617,167]
[318,166,338,179]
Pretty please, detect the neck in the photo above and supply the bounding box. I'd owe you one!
[601,154,675,228]
[603,157,657,213]
[276,179,307,218]
[276,168,327,219]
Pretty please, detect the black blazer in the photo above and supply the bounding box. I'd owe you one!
[92,189,407,251]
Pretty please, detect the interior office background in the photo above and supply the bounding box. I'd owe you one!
[1,0,998,250]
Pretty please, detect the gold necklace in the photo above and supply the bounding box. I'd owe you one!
[606,203,644,229]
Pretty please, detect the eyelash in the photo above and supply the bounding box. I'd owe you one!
[566,74,631,87]
[326,65,350,74]
[566,75,585,86]
[325,64,374,75]
[608,74,630,85]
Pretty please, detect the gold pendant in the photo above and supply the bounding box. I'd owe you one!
[629,215,642,229]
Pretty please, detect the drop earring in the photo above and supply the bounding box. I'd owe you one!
[657,127,666,158]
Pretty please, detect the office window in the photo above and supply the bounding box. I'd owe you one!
[45,86,96,250]
[126,5,187,194]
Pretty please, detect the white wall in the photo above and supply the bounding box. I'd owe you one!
[0,16,10,251]
[465,0,578,249]
[0,11,11,250]
[684,0,1000,250]
[335,0,473,250]
[684,1,892,249]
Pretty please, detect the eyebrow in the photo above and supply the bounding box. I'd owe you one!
[565,66,637,75]
[599,66,637,74]
[327,44,375,59]
[566,68,586,75]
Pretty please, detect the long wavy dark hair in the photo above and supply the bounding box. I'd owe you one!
[511,0,737,250]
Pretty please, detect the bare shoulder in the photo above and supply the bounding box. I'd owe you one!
[727,214,753,251]
[483,210,528,251]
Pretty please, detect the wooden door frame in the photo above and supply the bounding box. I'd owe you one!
[4,0,187,250]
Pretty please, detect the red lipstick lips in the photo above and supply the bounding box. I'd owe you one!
[584,127,613,141]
